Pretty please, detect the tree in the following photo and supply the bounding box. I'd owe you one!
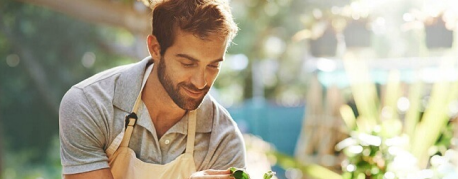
[16,0,317,103]
[18,0,150,36]
[0,0,137,164]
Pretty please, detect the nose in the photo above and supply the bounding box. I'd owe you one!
[190,68,207,90]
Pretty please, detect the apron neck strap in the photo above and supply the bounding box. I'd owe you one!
[120,64,153,147]
[185,110,197,154]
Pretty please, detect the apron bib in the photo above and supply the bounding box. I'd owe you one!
[105,65,197,179]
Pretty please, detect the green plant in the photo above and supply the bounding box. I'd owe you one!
[229,167,275,179]
[337,56,458,178]
[243,134,342,179]
[230,167,251,179]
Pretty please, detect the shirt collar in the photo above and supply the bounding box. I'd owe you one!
[135,95,214,134]
[166,95,214,134]
[113,56,152,113]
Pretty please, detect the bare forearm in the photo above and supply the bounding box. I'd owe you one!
[190,169,235,179]
[64,168,113,179]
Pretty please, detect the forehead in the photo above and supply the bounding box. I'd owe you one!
[167,29,228,61]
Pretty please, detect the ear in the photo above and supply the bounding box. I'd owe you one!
[147,35,161,62]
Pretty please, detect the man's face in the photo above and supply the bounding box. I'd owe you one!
[157,30,227,110]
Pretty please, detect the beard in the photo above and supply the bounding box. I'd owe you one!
[157,57,210,110]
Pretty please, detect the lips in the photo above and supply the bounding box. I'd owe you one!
[182,86,205,98]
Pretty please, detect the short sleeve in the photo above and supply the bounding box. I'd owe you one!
[209,126,246,169]
[206,107,246,169]
[59,87,109,174]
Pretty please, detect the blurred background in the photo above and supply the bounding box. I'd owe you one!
[1,0,458,178]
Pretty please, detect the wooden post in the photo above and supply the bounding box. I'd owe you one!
[318,85,344,167]
[295,74,347,169]
[295,74,323,164]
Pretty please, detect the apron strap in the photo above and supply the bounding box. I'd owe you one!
[119,112,138,147]
[185,110,197,154]
[118,64,153,147]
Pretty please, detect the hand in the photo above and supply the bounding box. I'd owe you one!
[189,169,235,179]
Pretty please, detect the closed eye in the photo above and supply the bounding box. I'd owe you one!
[208,62,221,69]
[208,64,219,68]
[181,62,196,67]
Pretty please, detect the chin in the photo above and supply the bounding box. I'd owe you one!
[179,95,206,110]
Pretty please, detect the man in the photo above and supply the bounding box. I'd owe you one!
[59,0,246,178]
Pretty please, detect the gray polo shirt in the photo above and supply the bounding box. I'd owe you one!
[59,57,246,174]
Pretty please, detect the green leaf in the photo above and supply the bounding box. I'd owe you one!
[230,167,250,179]
[230,167,237,173]
[263,171,275,179]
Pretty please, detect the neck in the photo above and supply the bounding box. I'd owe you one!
[142,64,186,137]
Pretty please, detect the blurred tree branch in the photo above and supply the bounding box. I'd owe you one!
[0,20,60,114]
[17,0,151,35]
[97,34,148,59]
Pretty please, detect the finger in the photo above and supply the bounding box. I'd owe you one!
[203,169,231,175]
[192,174,234,179]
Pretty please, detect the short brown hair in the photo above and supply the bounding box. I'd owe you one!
[151,0,238,55]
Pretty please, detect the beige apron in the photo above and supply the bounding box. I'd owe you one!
[105,65,197,179]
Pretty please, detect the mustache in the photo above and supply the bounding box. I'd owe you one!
[179,82,210,92]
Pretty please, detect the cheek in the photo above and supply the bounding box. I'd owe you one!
[166,64,188,83]
[172,72,188,84]
[206,69,220,85]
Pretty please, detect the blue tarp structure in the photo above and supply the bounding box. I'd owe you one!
[227,99,305,156]
[227,99,306,179]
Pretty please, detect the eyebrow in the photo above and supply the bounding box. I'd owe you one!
[176,54,223,63]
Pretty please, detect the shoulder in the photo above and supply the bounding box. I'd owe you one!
[206,95,233,122]
[59,60,143,138]
[195,94,236,133]
[60,64,129,115]
[204,94,242,139]
[74,62,135,89]
[198,95,239,132]
[64,57,151,110]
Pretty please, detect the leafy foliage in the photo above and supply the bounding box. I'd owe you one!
[263,171,275,179]
[230,167,251,179]
[229,167,275,179]
[337,58,458,178]
[0,0,134,163]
